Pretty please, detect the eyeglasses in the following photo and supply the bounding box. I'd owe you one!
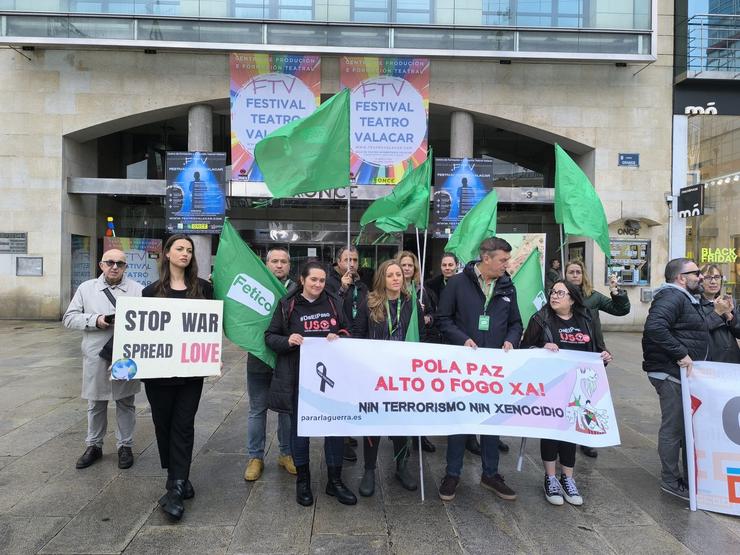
[681,270,701,277]
[102,260,127,268]
[705,275,722,282]
[549,289,569,299]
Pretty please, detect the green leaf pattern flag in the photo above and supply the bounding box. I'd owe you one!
[360,153,431,233]
[213,219,286,367]
[511,249,547,329]
[254,88,350,199]
[444,188,499,265]
[554,144,611,258]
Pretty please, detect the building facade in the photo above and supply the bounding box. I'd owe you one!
[1,0,673,330]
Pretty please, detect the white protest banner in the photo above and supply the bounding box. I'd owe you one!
[682,361,740,516]
[297,337,620,447]
[111,297,223,380]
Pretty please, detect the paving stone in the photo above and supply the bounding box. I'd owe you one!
[0,456,17,470]
[385,503,462,554]
[124,525,233,555]
[309,534,389,554]
[228,480,313,554]
[0,515,68,555]
[39,476,160,554]
[596,524,693,554]
[0,400,87,456]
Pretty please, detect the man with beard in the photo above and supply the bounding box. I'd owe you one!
[642,258,709,502]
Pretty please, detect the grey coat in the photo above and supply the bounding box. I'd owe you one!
[63,274,144,400]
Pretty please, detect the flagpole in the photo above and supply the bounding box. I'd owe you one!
[558,224,566,270]
[516,438,526,472]
[346,183,352,253]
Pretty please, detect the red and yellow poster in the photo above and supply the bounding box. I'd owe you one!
[341,57,429,185]
[230,53,321,182]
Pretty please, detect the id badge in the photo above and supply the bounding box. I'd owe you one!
[478,315,490,331]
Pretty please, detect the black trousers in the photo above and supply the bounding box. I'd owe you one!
[540,439,577,468]
[145,378,204,481]
[363,436,411,470]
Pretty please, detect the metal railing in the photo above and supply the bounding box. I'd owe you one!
[686,13,740,77]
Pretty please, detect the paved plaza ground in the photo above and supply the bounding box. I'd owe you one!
[0,322,738,554]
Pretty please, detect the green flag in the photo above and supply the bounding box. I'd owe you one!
[511,249,547,329]
[212,219,287,368]
[554,144,611,258]
[360,153,431,233]
[254,88,350,199]
[405,287,421,343]
[444,188,498,265]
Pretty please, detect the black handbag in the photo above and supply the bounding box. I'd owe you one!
[98,288,117,362]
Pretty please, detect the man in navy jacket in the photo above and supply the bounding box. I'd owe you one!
[436,237,523,502]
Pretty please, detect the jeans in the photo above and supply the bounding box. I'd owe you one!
[85,396,136,449]
[650,377,688,486]
[290,409,343,467]
[446,434,500,478]
[246,372,291,459]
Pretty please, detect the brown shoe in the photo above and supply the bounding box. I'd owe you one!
[244,458,264,481]
[277,454,297,475]
[481,473,517,500]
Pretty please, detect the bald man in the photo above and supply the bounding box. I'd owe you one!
[64,249,144,470]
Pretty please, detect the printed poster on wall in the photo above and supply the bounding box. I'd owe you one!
[341,57,429,185]
[71,234,91,297]
[431,158,495,238]
[103,237,162,287]
[166,151,226,234]
[230,53,321,182]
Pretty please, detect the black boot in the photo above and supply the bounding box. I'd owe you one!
[395,457,418,491]
[325,466,357,505]
[161,479,185,521]
[359,468,375,497]
[160,479,194,505]
[296,464,314,507]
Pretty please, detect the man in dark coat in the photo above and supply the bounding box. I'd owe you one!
[244,247,299,483]
[436,237,523,502]
[325,245,368,462]
[642,257,709,502]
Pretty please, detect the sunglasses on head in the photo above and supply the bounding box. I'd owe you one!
[102,260,127,268]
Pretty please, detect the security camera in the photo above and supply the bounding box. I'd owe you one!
[624,219,641,232]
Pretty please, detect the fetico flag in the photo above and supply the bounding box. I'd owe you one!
[554,144,611,259]
[511,249,547,329]
[254,88,350,199]
[213,219,286,367]
[444,188,498,265]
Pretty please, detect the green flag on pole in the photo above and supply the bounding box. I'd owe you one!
[444,188,499,265]
[254,88,350,199]
[405,288,420,343]
[360,152,432,233]
[511,249,547,328]
[212,219,286,368]
[554,144,611,259]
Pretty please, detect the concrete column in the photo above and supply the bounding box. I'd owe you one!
[450,111,474,158]
[187,104,213,279]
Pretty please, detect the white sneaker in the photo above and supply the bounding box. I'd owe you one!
[544,474,564,506]
[560,474,583,506]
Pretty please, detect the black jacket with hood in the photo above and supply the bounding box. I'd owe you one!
[641,284,710,378]
[436,261,523,349]
[521,304,606,353]
[700,296,740,364]
[325,267,369,327]
[266,288,349,414]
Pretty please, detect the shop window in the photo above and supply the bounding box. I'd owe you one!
[605,239,650,287]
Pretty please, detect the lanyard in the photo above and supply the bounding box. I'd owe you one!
[385,299,402,336]
[284,278,291,290]
[483,279,495,313]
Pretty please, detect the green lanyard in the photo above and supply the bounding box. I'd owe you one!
[352,286,359,319]
[385,299,402,336]
[483,280,495,314]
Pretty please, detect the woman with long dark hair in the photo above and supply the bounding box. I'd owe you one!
[142,234,213,522]
[521,279,612,507]
[700,264,740,363]
[352,260,425,496]
[266,261,356,507]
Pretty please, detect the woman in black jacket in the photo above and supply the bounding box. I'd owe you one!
[521,280,612,507]
[700,264,740,363]
[352,260,425,497]
[142,234,213,522]
[265,261,356,507]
